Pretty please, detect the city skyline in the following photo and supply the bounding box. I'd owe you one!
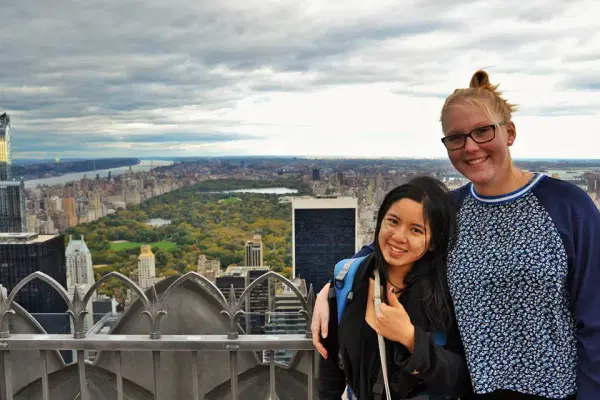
[1,1,599,160]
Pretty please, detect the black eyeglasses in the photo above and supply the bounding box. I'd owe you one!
[441,122,506,151]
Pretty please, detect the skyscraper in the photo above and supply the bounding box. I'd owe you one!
[245,267,269,334]
[216,266,270,335]
[312,168,320,181]
[0,113,26,233]
[66,235,95,290]
[65,235,95,332]
[0,113,12,181]
[137,245,157,291]
[197,254,220,282]
[244,234,263,267]
[63,197,77,227]
[0,233,67,313]
[0,181,27,232]
[292,197,357,292]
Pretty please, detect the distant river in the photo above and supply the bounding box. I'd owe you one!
[24,160,174,189]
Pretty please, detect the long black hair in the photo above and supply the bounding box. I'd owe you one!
[373,176,457,331]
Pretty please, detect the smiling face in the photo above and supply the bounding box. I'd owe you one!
[377,198,431,270]
[442,101,516,190]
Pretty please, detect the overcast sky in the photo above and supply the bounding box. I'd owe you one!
[1,0,599,159]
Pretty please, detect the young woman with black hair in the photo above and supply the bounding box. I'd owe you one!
[318,176,471,400]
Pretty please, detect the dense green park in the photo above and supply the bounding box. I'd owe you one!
[109,241,177,251]
[66,179,310,296]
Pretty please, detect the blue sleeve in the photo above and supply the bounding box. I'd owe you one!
[451,184,470,206]
[534,178,600,398]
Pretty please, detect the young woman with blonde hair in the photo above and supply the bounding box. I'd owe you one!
[312,69,600,399]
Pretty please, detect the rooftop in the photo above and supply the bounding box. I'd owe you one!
[0,112,8,126]
[0,232,58,244]
[291,196,358,209]
[0,180,25,187]
[0,269,317,399]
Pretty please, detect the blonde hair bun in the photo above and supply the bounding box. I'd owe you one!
[469,69,497,91]
[440,68,519,124]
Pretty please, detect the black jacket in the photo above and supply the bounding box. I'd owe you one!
[318,254,472,399]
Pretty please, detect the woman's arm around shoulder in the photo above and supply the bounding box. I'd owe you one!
[316,285,346,399]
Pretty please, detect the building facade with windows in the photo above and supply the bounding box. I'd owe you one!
[292,197,358,292]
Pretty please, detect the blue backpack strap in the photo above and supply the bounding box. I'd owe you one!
[333,256,366,324]
[434,330,446,346]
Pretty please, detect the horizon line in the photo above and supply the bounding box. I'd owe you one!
[12,156,600,161]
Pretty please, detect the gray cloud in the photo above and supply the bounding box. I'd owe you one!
[560,75,600,92]
[522,105,600,117]
[0,0,598,158]
[13,131,254,153]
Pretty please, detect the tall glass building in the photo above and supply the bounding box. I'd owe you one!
[292,197,358,292]
[0,232,70,361]
[244,234,263,267]
[0,181,27,233]
[0,113,26,233]
[0,233,67,314]
[0,113,12,181]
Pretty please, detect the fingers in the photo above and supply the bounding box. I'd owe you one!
[313,339,328,359]
[375,306,396,340]
[311,313,329,359]
[312,293,330,338]
[311,298,330,358]
[311,284,332,358]
[317,284,330,331]
[374,312,385,336]
[376,303,397,326]
[310,318,319,338]
[387,287,402,307]
[379,302,405,320]
[375,304,387,327]
[321,312,329,339]
[311,310,329,338]
[378,302,391,313]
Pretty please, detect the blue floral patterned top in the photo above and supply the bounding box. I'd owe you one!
[447,173,579,398]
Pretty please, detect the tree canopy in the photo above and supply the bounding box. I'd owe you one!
[67,179,308,296]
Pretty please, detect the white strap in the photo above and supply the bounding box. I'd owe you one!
[374,269,392,400]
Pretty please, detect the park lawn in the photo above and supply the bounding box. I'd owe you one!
[221,196,242,204]
[110,240,178,251]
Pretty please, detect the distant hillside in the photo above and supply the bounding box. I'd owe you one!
[12,158,140,180]
[12,158,88,165]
